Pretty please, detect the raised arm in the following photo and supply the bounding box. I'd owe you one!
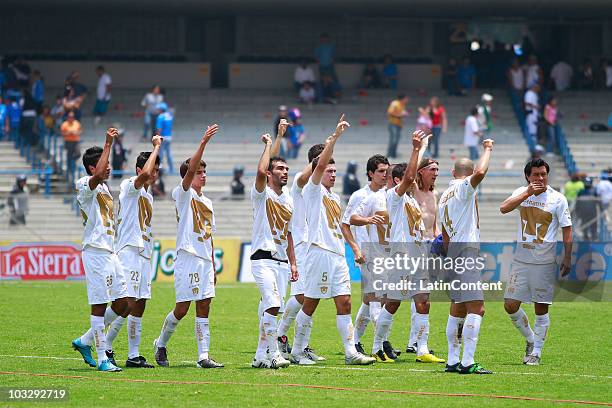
[499,182,545,214]
[312,115,350,185]
[270,119,289,157]
[134,135,163,190]
[255,133,272,193]
[182,124,219,191]
[88,128,117,190]
[470,138,493,189]
[396,130,425,196]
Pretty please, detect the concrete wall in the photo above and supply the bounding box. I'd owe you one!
[29,61,211,90]
[229,63,442,89]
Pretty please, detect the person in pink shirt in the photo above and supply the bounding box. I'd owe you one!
[428,97,447,159]
[544,97,558,154]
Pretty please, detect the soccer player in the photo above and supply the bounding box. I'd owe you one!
[290,115,375,366]
[439,139,494,374]
[103,135,162,368]
[341,154,393,358]
[250,129,298,369]
[276,142,326,362]
[153,124,223,369]
[500,158,572,366]
[71,127,129,372]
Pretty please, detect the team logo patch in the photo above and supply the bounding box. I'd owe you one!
[320,286,328,294]
[192,287,199,296]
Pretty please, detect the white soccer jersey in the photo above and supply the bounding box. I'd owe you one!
[250,182,294,261]
[511,185,572,264]
[438,177,480,243]
[290,173,308,246]
[76,176,115,252]
[341,185,373,245]
[172,184,216,261]
[387,186,426,243]
[303,179,344,256]
[354,188,390,245]
[116,177,154,258]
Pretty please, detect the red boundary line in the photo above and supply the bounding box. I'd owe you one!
[0,371,610,406]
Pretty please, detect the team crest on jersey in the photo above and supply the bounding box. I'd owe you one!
[192,287,199,296]
[320,286,328,294]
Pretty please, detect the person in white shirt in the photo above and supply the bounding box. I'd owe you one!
[294,60,316,90]
[500,158,573,366]
[103,135,162,368]
[291,115,375,366]
[71,128,128,373]
[153,124,224,369]
[299,82,316,105]
[93,66,112,126]
[550,60,573,91]
[524,84,540,144]
[464,106,483,161]
[507,58,525,92]
[524,55,544,88]
[141,85,164,140]
[439,138,494,374]
[596,174,612,209]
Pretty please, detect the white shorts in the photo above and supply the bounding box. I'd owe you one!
[448,246,484,304]
[304,245,352,299]
[82,247,128,305]
[504,260,556,304]
[290,242,307,297]
[174,250,215,302]
[251,258,289,312]
[117,246,152,300]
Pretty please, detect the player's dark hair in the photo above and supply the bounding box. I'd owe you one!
[366,154,389,181]
[268,156,287,172]
[82,146,103,175]
[136,152,160,171]
[307,143,325,162]
[180,158,207,179]
[392,162,407,181]
[524,158,550,181]
[311,157,335,171]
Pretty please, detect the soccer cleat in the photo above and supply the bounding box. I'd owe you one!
[346,352,376,365]
[373,349,394,363]
[71,338,96,367]
[355,342,366,355]
[105,349,117,366]
[459,362,493,374]
[304,346,325,362]
[269,351,291,368]
[382,341,399,360]
[197,358,224,368]
[252,357,272,369]
[405,344,417,354]
[445,363,460,373]
[524,354,541,366]
[523,342,535,364]
[153,338,169,367]
[125,356,154,368]
[98,359,122,372]
[278,336,291,360]
[290,352,316,365]
[416,353,446,363]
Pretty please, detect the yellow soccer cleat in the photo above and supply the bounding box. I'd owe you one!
[416,353,446,363]
[373,350,395,363]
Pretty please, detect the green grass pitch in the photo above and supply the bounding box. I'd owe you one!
[0,281,610,407]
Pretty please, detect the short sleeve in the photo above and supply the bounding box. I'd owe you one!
[511,186,527,199]
[342,190,364,225]
[76,176,94,201]
[386,186,403,213]
[122,178,140,195]
[556,195,572,228]
[303,179,320,200]
[250,181,266,202]
[455,177,476,200]
[172,184,190,202]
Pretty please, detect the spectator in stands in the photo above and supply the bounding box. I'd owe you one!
[273,105,289,157]
[524,84,540,145]
[524,55,544,88]
[34,105,48,149]
[298,82,316,105]
[564,173,585,203]
[550,59,573,91]
[382,54,398,90]
[445,57,460,96]
[507,58,525,105]
[4,60,23,101]
[294,60,316,91]
[543,97,558,154]
[464,106,482,160]
[314,33,336,80]
[342,160,360,203]
[0,96,7,141]
[93,66,112,126]
[477,93,494,137]
[21,90,38,147]
[320,73,341,104]
[8,175,28,226]
[63,88,83,120]
[141,85,164,141]
[50,95,64,134]
[575,178,600,241]
[429,96,447,158]
[13,59,31,88]
[361,64,381,89]
[416,105,432,133]
[155,102,175,174]
[595,58,610,90]
[457,57,476,95]
[112,130,129,179]
[286,108,305,159]
[596,171,612,210]
[31,70,44,109]
[386,93,409,158]
[7,95,22,143]
[578,59,595,90]
[66,71,87,97]
[230,165,245,199]
[605,59,612,90]
[60,111,82,185]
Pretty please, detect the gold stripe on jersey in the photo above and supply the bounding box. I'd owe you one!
[96,193,114,236]
[519,206,553,243]
[80,209,88,226]
[404,201,424,239]
[265,198,292,245]
[138,196,153,233]
[374,210,390,245]
[323,196,343,240]
[190,199,213,242]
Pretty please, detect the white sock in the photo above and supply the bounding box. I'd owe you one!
[354,303,370,344]
[127,316,142,359]
[104,306,120,327]
[91,315,107,363]
[446,315,464,366]
[255,315,267,360]
[460,313,482,367]
[79,328,94,346]
[263,312,279,355]
[277,297,301,338]
[157,311,180,347]
[372,307,393,354]
[385,318,393,342]
[336,314,358,357]
[509,309,535,343]
[195,317,210,361]
[369,301,382,326]
[408,300,417,347]
[105,316,125,350]
[532,313,550,357]
[415,313,430,356]
[292,310,312,356]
